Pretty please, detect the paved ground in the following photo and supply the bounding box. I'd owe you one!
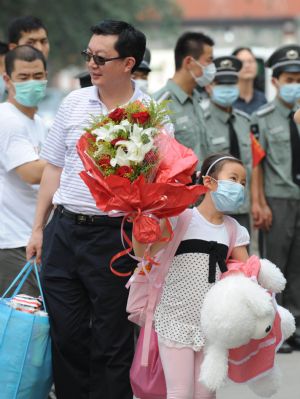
[134,352,299,399]
[218,351,300,398]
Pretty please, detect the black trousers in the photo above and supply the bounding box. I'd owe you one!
[41,209,135,399]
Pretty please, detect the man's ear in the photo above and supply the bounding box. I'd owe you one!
[125,57,136,74]
[182,55,194,70]
[3,72,11,88]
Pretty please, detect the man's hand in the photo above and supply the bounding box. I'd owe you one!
[26,228,43,264]
[261,204,272,231]
[251,201,264,229]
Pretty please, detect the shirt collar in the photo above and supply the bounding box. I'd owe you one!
[88,80,149,111]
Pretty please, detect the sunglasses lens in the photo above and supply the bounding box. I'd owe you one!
[94,56,105,65]
[82,51,91,62]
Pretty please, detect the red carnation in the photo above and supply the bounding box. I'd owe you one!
[108,108,126,122]
[131,111,150,125]
[116,166,134,177]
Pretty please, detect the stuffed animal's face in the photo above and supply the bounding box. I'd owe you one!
[201,275,276,349]
[252,313,274,339]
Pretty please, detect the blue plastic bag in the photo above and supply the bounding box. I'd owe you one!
[0,261,52,399]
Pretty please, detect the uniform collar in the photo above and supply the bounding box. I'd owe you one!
[210,102,233,123]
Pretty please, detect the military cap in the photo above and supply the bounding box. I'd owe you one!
[136,47,151,72]
[213,56,242,84]
[265,44,300,76]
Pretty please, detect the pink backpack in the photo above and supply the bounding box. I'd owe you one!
[127,209,237,399]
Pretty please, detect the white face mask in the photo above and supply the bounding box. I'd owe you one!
[190,59,216,87]
[134,79,149,93]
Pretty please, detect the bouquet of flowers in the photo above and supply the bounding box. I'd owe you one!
[82,100,167,182]
[77,100,207,275]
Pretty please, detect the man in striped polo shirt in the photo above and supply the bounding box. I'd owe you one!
[27,20,150,399]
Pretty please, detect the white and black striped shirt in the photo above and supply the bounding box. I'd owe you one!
[41,84,167,215]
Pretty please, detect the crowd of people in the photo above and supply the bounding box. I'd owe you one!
[0,14,300,399]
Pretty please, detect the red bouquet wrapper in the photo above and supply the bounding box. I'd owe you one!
[77,132,207,242]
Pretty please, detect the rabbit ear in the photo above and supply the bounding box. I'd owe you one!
[258,259,286,293]
[243,279,274,318]
[199,345,228,391]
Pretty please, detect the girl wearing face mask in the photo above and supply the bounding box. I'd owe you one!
[133,154,249,399]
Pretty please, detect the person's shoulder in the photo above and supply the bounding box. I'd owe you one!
[0,103,24,128]
[224,215,246,233]
[254,102,275,118]
[224,216,250,244]
[62,86,96,105]
[0,102,18,117]
[153,84,172,103]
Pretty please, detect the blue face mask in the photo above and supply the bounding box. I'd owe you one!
[191,60,217,87]
[279,83,300,104]
[211,179,245,212]
[14,79,47,107]
[211,85,240,107]
[0,75,5,100]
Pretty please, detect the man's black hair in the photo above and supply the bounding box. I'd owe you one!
[90,20,146,73]
[5,45,47,76]
[8,16,48,44]
[0,41,9,56]
[175,32,214,71]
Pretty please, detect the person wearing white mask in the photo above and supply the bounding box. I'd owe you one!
[154,32,215,164]
[131,47,151,93]
[203,56,254,234]
[0,41,9,101]
[0,45,47,296]
[251,45,300,353]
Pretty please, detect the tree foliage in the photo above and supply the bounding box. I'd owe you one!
[0,0,181,70]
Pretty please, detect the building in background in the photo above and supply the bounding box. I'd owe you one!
[148,0,300,97]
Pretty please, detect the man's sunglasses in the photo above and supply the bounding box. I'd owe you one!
[81,50,124,66]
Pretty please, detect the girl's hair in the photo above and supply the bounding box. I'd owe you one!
[198,153,244,184]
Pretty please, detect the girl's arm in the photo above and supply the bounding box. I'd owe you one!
[132,218,172,258]
[231,245,249,262]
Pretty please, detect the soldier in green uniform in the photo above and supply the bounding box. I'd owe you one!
[153,32,215,165]
[251,45,300,353]
[204,56,253,233]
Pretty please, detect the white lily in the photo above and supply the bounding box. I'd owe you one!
[129,124,156,145]
[110,137,154,167]
[94,121,129,142]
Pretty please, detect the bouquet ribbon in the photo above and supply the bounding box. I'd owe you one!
[108,199,174,277]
